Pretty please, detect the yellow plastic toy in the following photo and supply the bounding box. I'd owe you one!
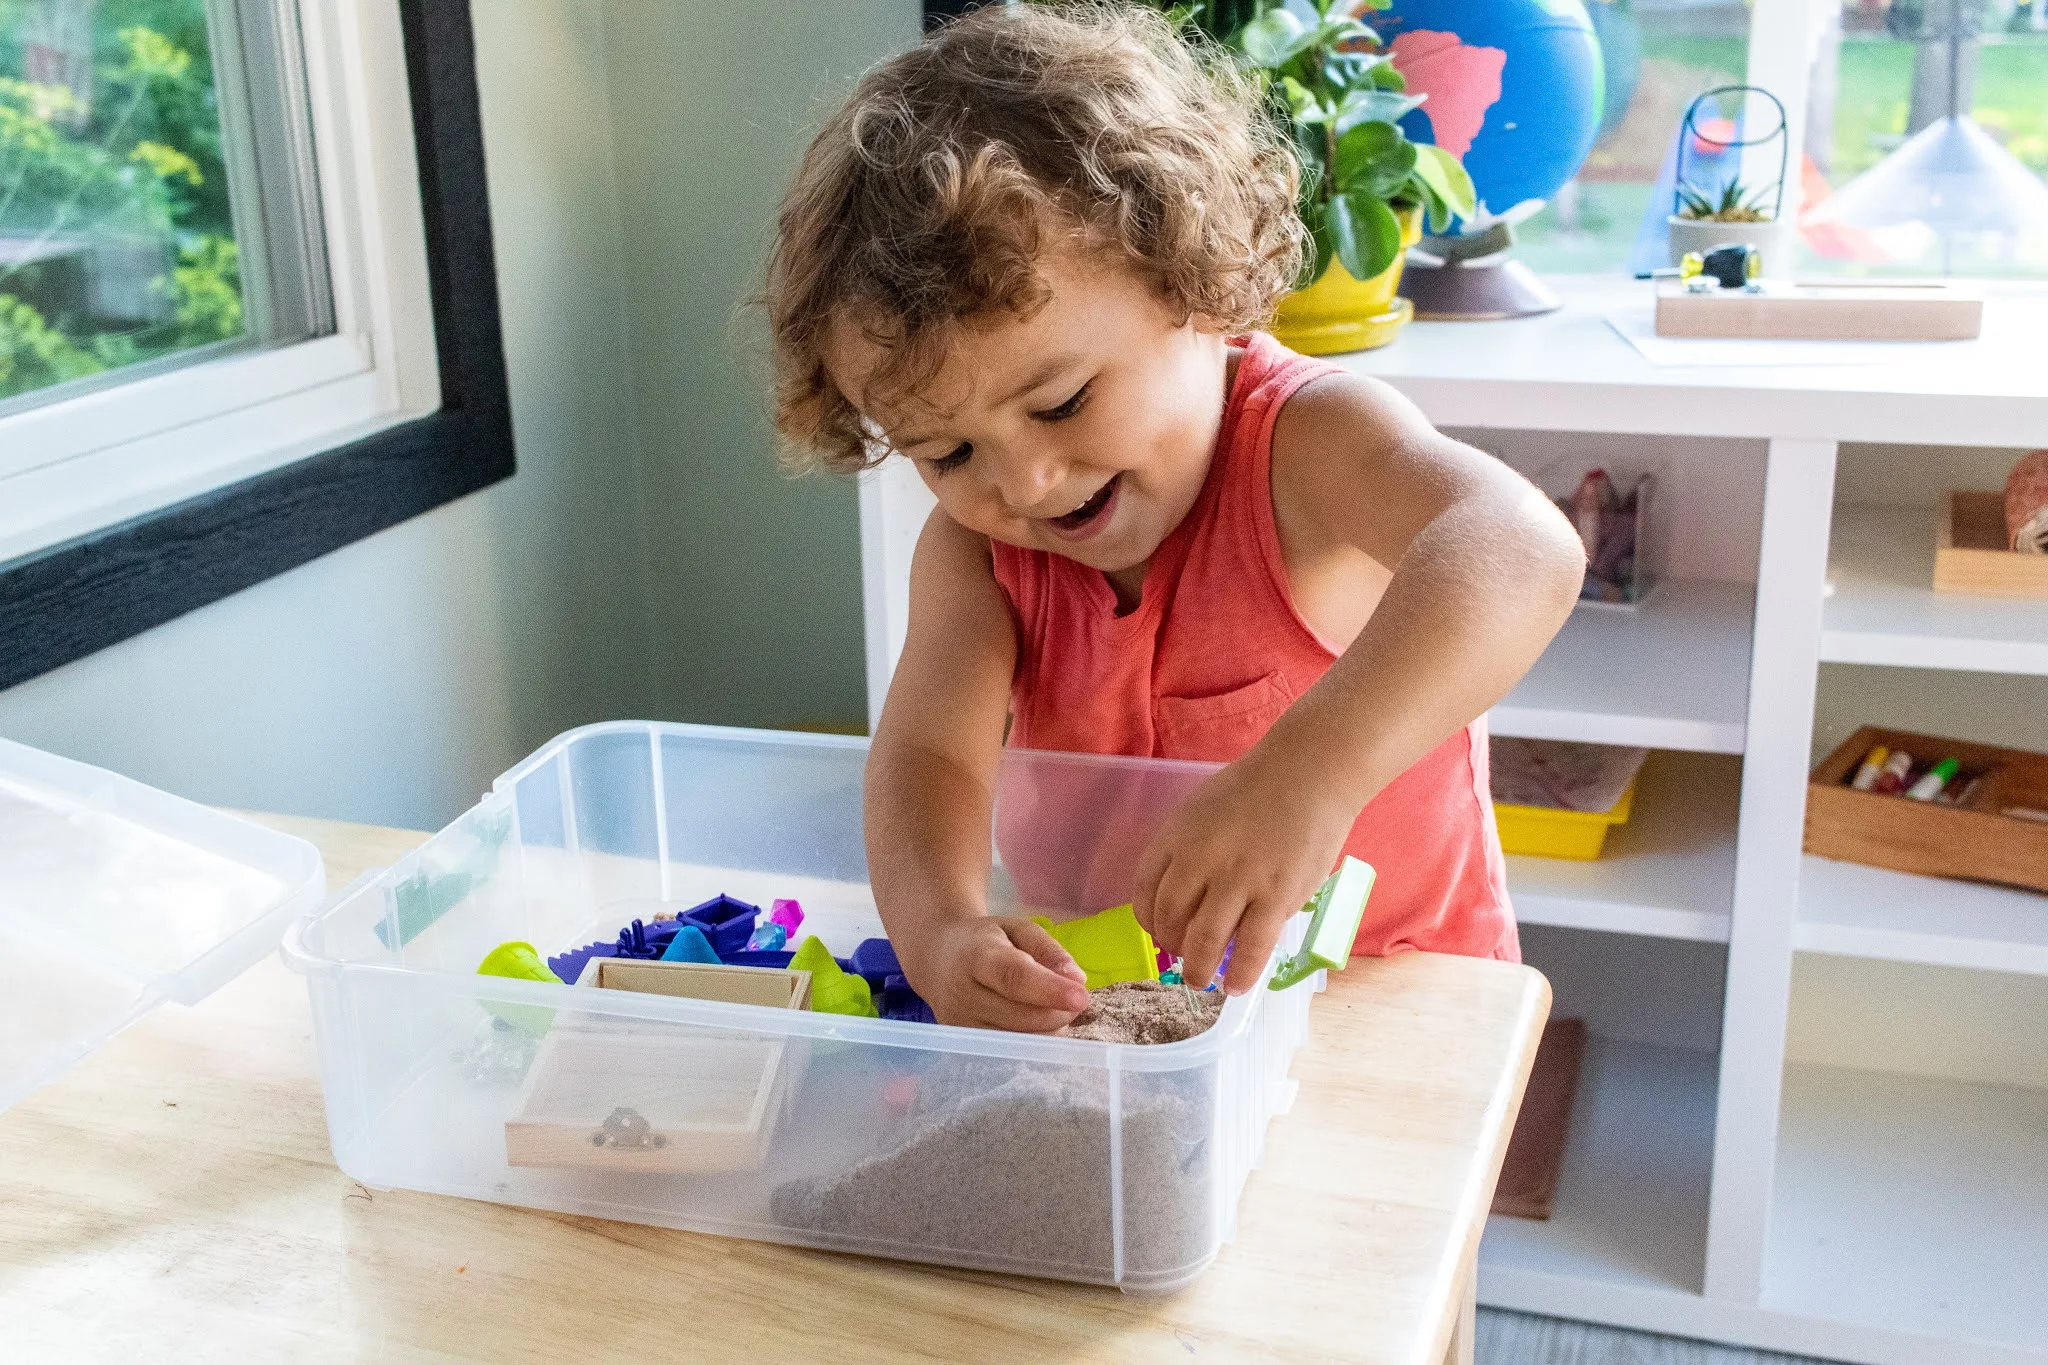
[477,940,563,1036]
[1030,903,1159,990]
[790,935,878,1018]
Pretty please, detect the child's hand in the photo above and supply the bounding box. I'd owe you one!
[1133,750,1358,996]
[909,916,1092,1032]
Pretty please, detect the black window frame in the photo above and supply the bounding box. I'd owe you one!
[0,1,513,693]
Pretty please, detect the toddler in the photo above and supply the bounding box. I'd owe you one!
[766,4,1584,1031]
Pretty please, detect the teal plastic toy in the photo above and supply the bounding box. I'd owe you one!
[477,940,563,1035]
[1029,902,1158,990]
[791,935,878,1018]
[658,924,720,964]
[1268,857,1376,991]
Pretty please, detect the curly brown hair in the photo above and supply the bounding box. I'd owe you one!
[766,2,1306,475]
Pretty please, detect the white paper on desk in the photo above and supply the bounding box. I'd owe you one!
[1603,305,1975,368]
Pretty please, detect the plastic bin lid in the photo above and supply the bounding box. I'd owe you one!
[0,737,325,1115]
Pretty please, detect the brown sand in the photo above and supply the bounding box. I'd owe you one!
[1062,980,1223,1044]
[770,1053,1217,1283]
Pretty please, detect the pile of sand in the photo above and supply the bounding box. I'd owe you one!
[1062,979,1222,1044]
[770,1052,1216,1281]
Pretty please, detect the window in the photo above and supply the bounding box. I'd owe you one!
[1517,0,1753,276]
[0,0,329,411]
[1512,0,2048,279]
[1802,0,2048,276]
[0,1,513,691]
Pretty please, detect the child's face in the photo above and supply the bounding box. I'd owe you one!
[826,241,1231,575]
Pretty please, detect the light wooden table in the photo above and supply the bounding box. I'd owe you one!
[0,814,1548,1363]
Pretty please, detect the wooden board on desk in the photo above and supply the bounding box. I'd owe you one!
[1936,490,2048,600]
[1655,282,1982,340]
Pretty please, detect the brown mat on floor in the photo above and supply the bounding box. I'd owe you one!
[1492,1017,1585,1220]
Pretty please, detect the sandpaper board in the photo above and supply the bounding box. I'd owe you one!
[1491,1017,1585,1220]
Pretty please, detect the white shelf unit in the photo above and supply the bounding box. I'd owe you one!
[1492,582,1753,755]
[1767,1065,2048,1365]
[1823,505,2048,676]
[1480,1037,1717,1301]
[1507,751,1739,943]
[857,280,2048,1365]
[1796,855,2048,978]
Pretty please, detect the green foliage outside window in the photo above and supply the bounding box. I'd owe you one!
[0,0,242,402]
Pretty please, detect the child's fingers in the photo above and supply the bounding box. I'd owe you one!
[1223,901,1288,997]
[1143,859,1205,956]
[975,938,1090,1013]
[1131,843,1172,944]
[1002,918,1089,985]
[1177,889,1240,991]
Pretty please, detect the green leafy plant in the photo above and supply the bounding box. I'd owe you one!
[1675,176,1774,223]
[1222,0,1476,284]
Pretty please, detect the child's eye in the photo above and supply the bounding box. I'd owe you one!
[1034,383,1090,422]
[930,442,972,474]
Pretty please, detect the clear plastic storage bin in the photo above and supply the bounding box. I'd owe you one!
[0,736,325,1114]
[285,722,1320,1291]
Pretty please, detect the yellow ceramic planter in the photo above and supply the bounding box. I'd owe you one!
[1272,205,1424,355]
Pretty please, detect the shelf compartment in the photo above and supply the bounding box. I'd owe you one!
[1490,579,1754,755]
[1822,505,2048,677]
[1795,854,2048,977]
[1765,1063,2048,1358]
[1507,751,1738,943]
[1479,1035,1715,1298]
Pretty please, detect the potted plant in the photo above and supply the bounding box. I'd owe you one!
[1666,176,1787,267]
[1203,0,1476,353]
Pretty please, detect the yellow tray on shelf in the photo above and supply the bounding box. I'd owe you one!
[1493,782,1636,861]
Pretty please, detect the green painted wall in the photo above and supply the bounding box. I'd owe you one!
[600,2,921,733]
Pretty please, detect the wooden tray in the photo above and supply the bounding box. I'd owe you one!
[1934,491,2048,600]
[504,959,811,1173]
[1805,726,2048,893]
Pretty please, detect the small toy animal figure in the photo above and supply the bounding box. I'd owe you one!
[591,1106,666,1150]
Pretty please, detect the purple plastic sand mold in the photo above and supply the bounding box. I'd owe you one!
[681,895,760,956]
[547,940,618,983]
[613,919,668,960]
[850,937,901,983]
[880,974,935,1025]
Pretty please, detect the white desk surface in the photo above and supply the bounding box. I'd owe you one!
[1336,276,2048,448]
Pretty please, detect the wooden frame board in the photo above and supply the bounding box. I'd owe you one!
[503,959,811,1173]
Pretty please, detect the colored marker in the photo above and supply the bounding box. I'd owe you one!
[1872,750,1914,795]
[1905,757,1960,802]
[1850,745,1889,790]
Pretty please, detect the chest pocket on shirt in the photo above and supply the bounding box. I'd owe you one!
[1153,672,1296,763]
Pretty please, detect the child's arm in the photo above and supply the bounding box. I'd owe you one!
[866,510,1093,1030]
[1134,374,1585,994]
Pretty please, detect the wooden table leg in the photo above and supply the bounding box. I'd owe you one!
[1444,1258,1476,1365]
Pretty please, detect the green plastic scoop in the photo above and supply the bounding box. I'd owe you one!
[1268,856,1376,991]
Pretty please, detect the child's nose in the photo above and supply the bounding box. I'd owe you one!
[993,450,1068,514]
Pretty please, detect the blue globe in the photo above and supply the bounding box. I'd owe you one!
[1369,0,1606,223]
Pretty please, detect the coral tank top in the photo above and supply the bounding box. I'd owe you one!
[990,332,1517,961]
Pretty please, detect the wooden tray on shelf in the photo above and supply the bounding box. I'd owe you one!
[1805,726,2048,894]
[1934,491,2048,600]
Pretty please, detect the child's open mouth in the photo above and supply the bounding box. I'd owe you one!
[1044,474,1120,540]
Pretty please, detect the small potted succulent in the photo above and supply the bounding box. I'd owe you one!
[1666,176,1787,268]
[1179,0,1476,353]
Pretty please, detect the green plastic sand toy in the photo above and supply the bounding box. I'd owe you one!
[1268,856,1376,990]
[791,935,879,1018]
[476,940,563,1035]
[1030,902,1159,990]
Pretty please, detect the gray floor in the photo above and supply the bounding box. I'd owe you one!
[1477,1310,1843,1365]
